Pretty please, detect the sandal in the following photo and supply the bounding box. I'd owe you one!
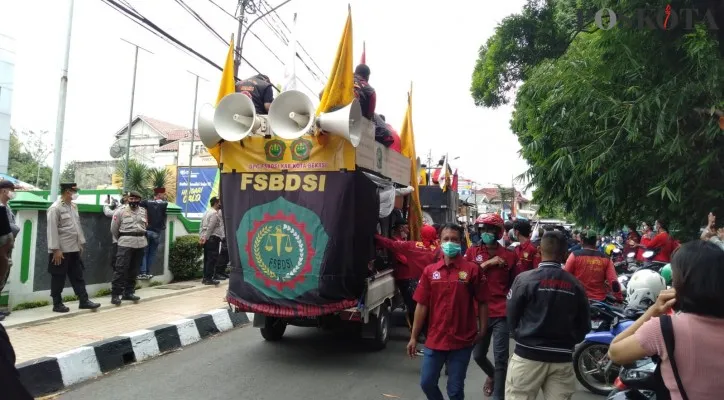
[483,377,494,397]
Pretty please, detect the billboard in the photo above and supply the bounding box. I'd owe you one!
[176,167,220,219]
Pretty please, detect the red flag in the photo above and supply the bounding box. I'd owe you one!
[451,169,459,191]
[360,41,366,64]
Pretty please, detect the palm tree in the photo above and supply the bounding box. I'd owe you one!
[148,167,174,199]
[115,159,152,198]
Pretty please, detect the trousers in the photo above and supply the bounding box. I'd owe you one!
[113,246,144,296]
[48,252,89,304]
[0,324,33,399]
[216,238,229,275]
[505,354,576,400]
[472,316,510,400]
[203,236,221,280]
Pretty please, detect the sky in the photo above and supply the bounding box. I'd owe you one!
[2,0,529,191]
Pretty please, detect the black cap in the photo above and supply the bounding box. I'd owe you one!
[0,180,15,190]
[60,183,78,192]
[210,196,219,206]
[127,191,142,199]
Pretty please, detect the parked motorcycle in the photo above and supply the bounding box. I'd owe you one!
[574,303,644,395]
[607,357,661,399]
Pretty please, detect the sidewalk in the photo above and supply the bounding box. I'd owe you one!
[6,281,230,363]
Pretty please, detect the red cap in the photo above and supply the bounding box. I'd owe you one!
[153,187,166,194]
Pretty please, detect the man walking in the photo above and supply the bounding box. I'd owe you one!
[214,207,228,280]
[407,223,489,400]
[0,181,19,320]
[505,231,590,400]
[47,183,100,313]
[199,197,222,285]
[139,187,168,280]
[110,191,147,305]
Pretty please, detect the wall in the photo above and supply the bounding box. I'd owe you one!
[75,160,118,189]
[0,33,15,174]
[1,190,200,307]
[176,140,216,167]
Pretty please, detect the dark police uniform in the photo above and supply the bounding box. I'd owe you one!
[236,74,274,115]
[47,183,99,312]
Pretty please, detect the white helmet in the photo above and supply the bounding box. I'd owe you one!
[626,269,667,310]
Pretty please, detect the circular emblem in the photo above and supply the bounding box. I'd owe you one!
[523,252,529,259]
[432,271,441,280]
[264,139,286,162]
[291,138,313,161]
[458,271,468,281]
[375,147,383,169]
[238,197,329,299]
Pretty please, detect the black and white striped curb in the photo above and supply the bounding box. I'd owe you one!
[16,309,251,398]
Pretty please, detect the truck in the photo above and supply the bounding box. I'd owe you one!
[201,91,414,350]
[418,185,460,225]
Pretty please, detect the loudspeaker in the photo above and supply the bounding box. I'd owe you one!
[316,98,362,147]
[198,103,222,148]
[213,93,259,142]
[268,90,316,140]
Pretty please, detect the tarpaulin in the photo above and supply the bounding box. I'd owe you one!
[224,170,379,317]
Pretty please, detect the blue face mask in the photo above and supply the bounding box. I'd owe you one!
[441,242,461,257]
[481,232,496,245]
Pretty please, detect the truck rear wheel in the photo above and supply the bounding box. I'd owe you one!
[260,317,287,341]
[368,304,390,350]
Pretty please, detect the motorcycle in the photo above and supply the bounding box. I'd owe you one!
[574,303,645,395]
[607,357,662,399]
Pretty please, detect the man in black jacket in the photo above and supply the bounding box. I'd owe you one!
[505,231,590,400]
[236,73,274,115]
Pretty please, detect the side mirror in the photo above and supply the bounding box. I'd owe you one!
[613,248,621,254]
[642,250,654,259]
[627,252,636,259]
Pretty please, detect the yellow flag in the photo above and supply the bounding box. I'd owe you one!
[208,37,236,162]
[465,227,472,248]
[315,6,354,146]
[419,167,427,186]
[400,83,422,241]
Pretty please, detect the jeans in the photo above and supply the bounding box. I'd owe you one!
[472,317,510,400]
[140,230,161,275]
[420,346,474,400]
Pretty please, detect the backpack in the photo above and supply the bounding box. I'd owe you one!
[372,114,394,147]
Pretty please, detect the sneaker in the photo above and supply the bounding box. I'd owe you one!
[415,349,425,357]
[137,274,146,280]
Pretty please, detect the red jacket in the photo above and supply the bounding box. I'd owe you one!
[464,244,518,318]
[647,232,675,263]
[374,234,439,280]
[564,248,622,301]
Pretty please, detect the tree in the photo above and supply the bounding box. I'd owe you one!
[471,0,724,238]
[61,161,77,183]
[8,128,53,189]
[21,130,54,186]
[115,161,173,199]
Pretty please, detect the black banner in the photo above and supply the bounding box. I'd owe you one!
[223,171,380,317]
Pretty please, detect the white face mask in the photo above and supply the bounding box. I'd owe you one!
[6,191,15,200]
[71,193,79,201]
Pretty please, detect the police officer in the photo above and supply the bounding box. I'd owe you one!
[103,193,127,272]
[110,191,147,305]
[199,197,222,285]
[47,183,100,313]
[236,73,274,115]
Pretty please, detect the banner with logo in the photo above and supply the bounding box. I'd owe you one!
[220,136,356,173]
[176,167,220,218]
[224,170,379,317]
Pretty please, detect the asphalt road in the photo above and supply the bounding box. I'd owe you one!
[58,318,605,400]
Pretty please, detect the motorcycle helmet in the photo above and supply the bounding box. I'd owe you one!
[626,269,667,310]
[604,243,617,256]
[660,263,672,286]
[476,213,505,240]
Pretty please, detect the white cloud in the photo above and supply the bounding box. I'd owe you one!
[6,0,528,188]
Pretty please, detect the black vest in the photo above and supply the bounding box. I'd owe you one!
[236,77,271,115]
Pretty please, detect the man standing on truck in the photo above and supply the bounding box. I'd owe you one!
[408,223,489,400]
[236,73,274,115]
[354,64,376,119]
[465,213,518,399]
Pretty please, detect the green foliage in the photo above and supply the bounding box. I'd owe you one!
[148,167,173,191]
[8,129,53,189]
[148,280,163,287]
[115,161,172,198]
[169,235,202,281]
[94,288,112,297]
[62,295,79,303]
[61,161,77,183]
[12,300,50,311]
[472,0,724,238]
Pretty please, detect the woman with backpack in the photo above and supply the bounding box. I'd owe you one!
[608,240,724,399]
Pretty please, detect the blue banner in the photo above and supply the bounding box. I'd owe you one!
[176,167,218,219]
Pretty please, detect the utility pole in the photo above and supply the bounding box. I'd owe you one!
[235,0,293,77]
[233,0,248,77]
[120,39,153,193]
[49,0,75,201]
[183,71,207,217]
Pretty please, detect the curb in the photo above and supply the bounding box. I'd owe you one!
[16,308,250,398]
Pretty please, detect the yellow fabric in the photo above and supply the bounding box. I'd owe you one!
[208,37,236,163]
[419,168,427,186]
[465,227,472,248]
[317,9,354,117]
[400,84,422,241]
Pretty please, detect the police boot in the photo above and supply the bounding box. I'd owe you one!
[122,293,140,302]
[111,296,122,306]
[79,298,100,310]
[53,300,70,313]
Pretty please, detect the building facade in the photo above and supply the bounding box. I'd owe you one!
[0,33,15,174]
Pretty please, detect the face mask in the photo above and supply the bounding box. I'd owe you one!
[6,191,15,200]
[129,201,139,208]
[71,193,79,201]
[441,242,461,257]
[511,232,518,242]
[481,232,496,245]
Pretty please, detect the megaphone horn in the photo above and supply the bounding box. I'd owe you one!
[213,93,259,142]
[198,103,222,148]
[268,90,316,140]
[316,98,363,147]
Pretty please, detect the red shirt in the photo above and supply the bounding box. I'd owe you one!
[637,233,654,261]
[413,257,489,351]
[647,232,674,263]
[564,249,622,301]
[463,244,518,318]
[514,240,540,276]
[387,125,402,153]
[375,234,439,280]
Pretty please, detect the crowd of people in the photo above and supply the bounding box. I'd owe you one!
[376,212,724,399]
